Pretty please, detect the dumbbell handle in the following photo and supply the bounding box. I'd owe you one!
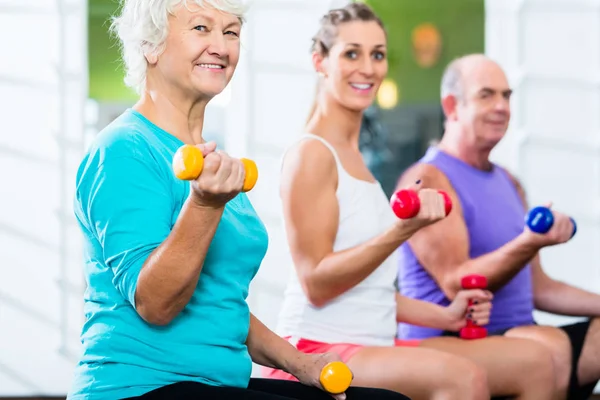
[172,144,258,192]
[390,189,452,219]
[459,274,488,340]
[525,206,577,238]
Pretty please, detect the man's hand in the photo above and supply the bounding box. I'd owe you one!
[522,204,576,248]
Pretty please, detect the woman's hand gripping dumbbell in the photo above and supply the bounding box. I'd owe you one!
[389,182,453,232]
[172,143,258,208]
[320,361,353,396]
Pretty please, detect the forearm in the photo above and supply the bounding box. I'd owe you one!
[535,279,600,317]
[135,197,223,324]
[445,233,539,297]
[395,293,453,330]
[307,225,413,306]
[246,314,301,373]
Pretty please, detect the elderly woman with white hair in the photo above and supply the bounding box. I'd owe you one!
[67,0,409,399]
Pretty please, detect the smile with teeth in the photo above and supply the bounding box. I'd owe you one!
[350,83,373,90]
[197,63,225,69]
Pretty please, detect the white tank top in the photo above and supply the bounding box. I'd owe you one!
[276,134,398,347]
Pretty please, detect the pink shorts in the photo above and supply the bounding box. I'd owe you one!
[262,336,421,381]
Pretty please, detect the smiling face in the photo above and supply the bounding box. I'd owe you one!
[147,3,241,99]
[314,20,388,112]
[444,57,513,149]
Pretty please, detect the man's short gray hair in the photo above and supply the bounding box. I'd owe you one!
[440,57,464,100]
[110,0,247,94]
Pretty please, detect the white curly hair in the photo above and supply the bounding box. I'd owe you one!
[110,0,247,94]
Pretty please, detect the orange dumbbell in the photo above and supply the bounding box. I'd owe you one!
[172,144,258,192]
[320,361,353,394]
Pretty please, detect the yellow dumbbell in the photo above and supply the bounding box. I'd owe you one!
[320,361,353,394]
[172,144,258,192]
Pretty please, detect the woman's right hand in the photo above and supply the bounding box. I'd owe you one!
[189,143,246,209]
[394,183,448,235]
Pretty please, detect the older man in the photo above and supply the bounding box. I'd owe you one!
[396,53,600,400]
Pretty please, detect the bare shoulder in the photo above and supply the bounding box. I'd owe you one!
[396,161,465,219]
[286,137,336,164]
[396,162,453,191]
[281,137,337,189]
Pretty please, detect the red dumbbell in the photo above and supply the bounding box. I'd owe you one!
[390,189,453,219]
[459,274,488,340]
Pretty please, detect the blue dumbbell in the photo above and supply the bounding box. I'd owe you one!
[525,206,577,238]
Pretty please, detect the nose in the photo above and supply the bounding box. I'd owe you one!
[207,31,229,58]
[359,58,375,77]
[494,97,509,113]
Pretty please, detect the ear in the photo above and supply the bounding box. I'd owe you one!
[145,50,159,66]
[441,94,458,121]
[312,51,327,78]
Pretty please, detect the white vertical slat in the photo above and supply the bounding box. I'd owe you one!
[0,0,88,395]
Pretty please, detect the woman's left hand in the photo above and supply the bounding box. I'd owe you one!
[288,351,350,400]
[446,289,493,331]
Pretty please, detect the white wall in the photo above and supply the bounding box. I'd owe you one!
[0,0,88,396]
